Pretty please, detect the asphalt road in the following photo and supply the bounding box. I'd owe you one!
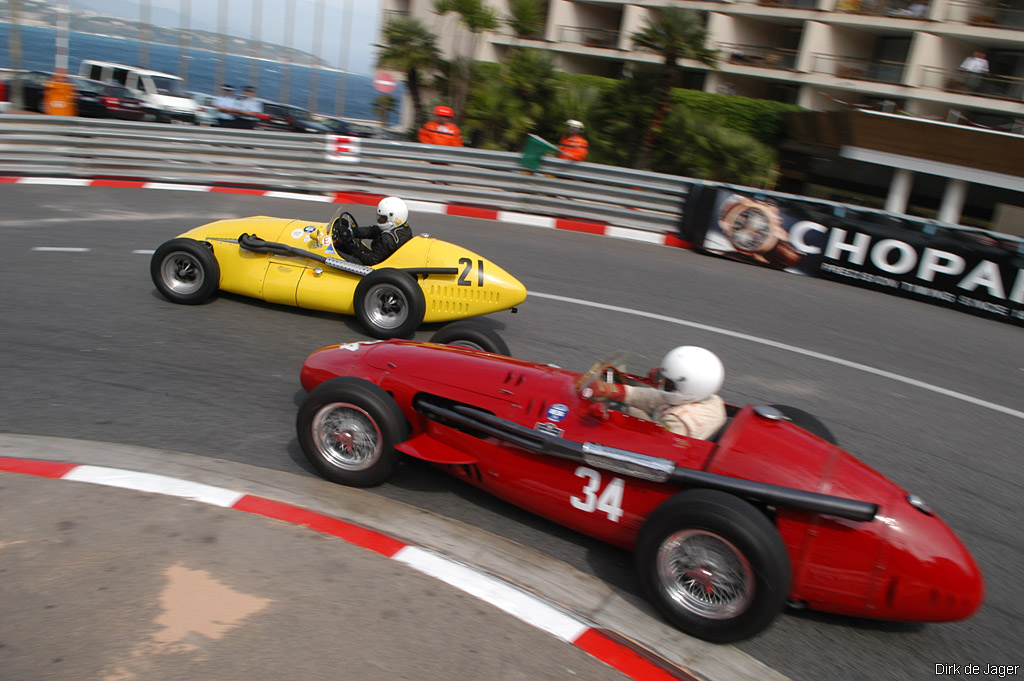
[2,185,1021,681]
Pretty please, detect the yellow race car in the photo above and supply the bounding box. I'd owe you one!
[150,207,527,338]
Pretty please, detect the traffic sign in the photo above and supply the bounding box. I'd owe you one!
[373,71,397,94]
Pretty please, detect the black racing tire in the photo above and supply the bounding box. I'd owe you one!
[635,489,790,643]
[150,238,220,304]
[296,377,408,487]
[354,268,425,339]
[428,320,510,355]
[768,405,838,445]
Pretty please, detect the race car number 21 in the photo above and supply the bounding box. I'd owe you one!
[458,258,484,287]
[569,466,624,522]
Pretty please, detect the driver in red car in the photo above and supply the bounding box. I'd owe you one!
[331,196,413,265]
[591,346,728,440]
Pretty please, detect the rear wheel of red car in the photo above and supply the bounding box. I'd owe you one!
[297,377,408,487]
[428,320,509,355]
[151,238,220,304]
[354,269,425,340]
[635,489,790,643]
[768,405,838,444]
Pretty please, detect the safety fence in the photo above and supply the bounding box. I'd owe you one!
[0,115,691,236]
[2,115,1021,327]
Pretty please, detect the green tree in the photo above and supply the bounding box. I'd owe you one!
[463,48,556,150]
[373,93,397,127]
[652,106,777,186]
[433,0,500,122]
[630,7,717,169]
[375,15,441,134]
[505,0,546,40]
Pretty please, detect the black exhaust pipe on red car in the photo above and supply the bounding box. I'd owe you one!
[419,402,878,523]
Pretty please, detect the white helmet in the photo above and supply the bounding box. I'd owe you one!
[376,196,409,231]
[658,346,724,404]
[566,119,584,131]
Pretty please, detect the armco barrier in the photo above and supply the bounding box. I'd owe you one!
[0,115,692,235]
[3,115,1021,327]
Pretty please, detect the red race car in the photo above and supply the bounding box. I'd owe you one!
[296,324,984,642]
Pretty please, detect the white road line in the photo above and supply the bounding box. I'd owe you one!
[530,290,1024,420]
[132,249,155,255]
[31,247,90,252]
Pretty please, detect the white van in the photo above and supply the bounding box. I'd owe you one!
[78,60,198,123]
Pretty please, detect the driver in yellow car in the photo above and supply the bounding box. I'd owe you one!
[331,197,413,266]
[588,346,728,440]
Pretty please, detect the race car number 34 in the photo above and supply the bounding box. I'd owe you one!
[570,466,625,522]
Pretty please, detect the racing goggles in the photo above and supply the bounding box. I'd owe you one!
[653,369,677,393]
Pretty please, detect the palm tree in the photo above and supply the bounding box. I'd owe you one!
[631,7,717,169]
[433,0,500,121]
[505,0,546,41]
[373,94,397,128]
[376,16,442,134]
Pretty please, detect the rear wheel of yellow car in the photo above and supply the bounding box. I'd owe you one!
[354,269,425,339]
[429,320,509,355]
[151,238,220,304]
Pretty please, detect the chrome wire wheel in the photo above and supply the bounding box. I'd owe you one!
[160,251,205,296]
[364,283,408,331]
[310,402,382,471]
[657,529,754,620]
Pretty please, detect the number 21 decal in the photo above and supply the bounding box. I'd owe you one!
[569,466,624,522]
[458,257,485,287]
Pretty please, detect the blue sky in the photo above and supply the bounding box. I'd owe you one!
[67,0,382,74]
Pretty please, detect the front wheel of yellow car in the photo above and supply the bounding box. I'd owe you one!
[151,238,220,304]
[354,269,425,340]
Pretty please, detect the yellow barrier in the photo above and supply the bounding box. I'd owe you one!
[44,76,77,117]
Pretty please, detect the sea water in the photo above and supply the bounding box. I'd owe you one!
[0,22,393,121]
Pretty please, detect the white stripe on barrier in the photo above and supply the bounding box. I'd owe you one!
[61,465,245,507]
[605,225,668,245]
[142,183,211,191]
[393,545,590,644]
[497,211,557,228]
[263,191,334,202]
[18,177,91,186]
[405,200,448,214]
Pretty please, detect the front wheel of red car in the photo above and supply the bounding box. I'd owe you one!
[297,377,408,487]
[634,489,790,643]
[151,238,220,304]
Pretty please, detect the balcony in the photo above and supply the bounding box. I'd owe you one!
[813,54,906,83]
[722,43,798,70]
[921,66,1024,101]
[558,26,620,49]
[735,0,820,8]
[945,1,1024,30]
[836,0,931,17]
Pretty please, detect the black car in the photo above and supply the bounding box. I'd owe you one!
[73,77,147,121]
[256,101,331,133]
[321,117,381,138]
[2,70,54,112]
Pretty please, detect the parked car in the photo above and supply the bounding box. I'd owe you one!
[256,101,331,133]
[78,60,197,124]
[186,91,218,126]
[1,70,53,112]
[73,77,147,121]
[321,117,380,138]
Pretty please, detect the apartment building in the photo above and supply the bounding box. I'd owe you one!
[381,0,1024,228]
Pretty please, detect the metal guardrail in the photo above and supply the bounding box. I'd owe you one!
[0,115,691,234]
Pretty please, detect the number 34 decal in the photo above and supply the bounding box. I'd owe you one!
[569,466,625,522]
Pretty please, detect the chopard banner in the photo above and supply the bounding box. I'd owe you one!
[696,188,1024,327]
